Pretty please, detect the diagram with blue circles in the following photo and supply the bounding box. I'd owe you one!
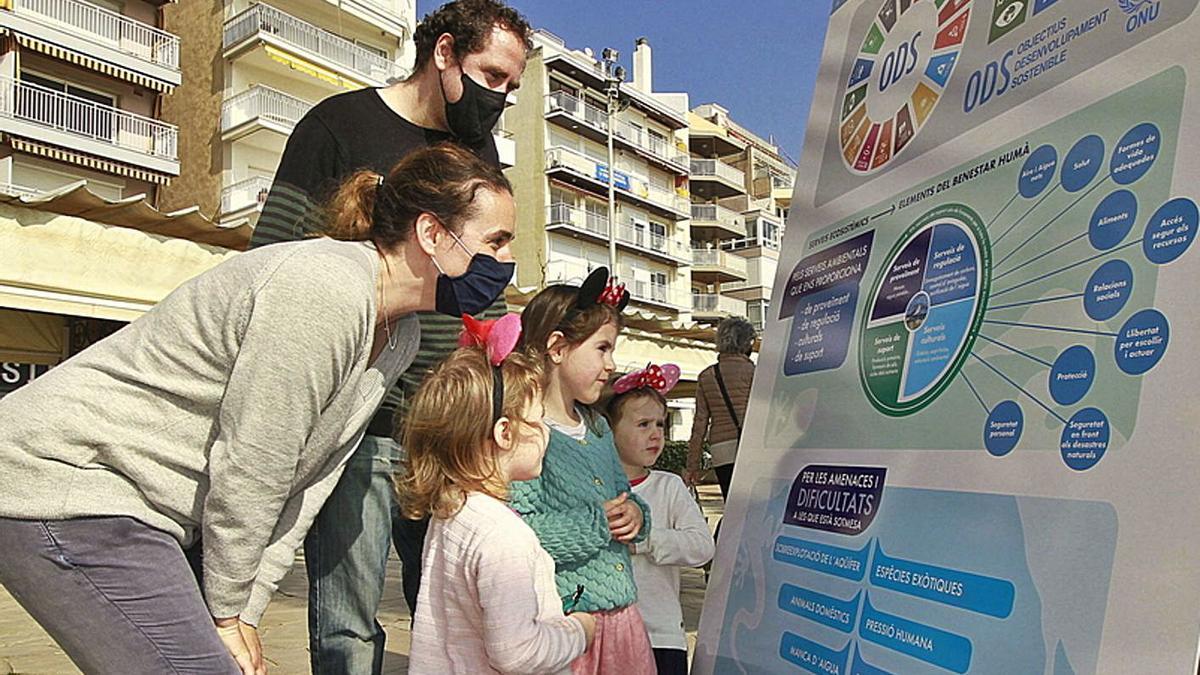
[776,68,1190,474]
[746,67,1190,675]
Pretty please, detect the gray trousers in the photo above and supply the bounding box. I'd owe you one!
[0,516,239,674]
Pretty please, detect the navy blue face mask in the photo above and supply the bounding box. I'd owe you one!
[431,230,515,317]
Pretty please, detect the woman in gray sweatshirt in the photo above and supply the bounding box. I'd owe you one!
[0,143,517,675]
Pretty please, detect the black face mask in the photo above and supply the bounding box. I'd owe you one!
[442,69,507,148]
[432,231,515,317]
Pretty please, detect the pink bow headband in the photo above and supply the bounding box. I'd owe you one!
[613,363,681,395]
[459,313,522,421]
[459,313,521,366]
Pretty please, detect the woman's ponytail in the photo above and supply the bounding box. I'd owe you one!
[323,171,383,241]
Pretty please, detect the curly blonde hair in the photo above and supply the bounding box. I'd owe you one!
[397,347,543,520]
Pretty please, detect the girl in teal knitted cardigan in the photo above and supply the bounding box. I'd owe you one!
[511,267,657,674]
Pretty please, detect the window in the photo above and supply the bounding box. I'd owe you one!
[585,199,608,234]
[630,217,648,247]
[650,272,668,302]
[18,72,116,142]
[649,221,667,252]
[648,129,667,156]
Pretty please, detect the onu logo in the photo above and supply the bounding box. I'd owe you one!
[878,31,922,93]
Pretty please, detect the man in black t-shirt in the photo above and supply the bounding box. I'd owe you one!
[247,2,530,673]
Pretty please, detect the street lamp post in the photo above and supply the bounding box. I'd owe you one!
[601,48,624,278]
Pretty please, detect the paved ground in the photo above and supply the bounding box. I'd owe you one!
[0,485,725,674]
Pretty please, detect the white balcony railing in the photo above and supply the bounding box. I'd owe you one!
[221,85,312,134]
[546,202,609,238]
[546,91,688,171]
[722,235,782,252]
[692,293,747,316]
[0,77,177,160]
[546,145,687,215]
[627,279,689,309]
[616,221,688,261]
[223,3,405,85]
[646,184,690,216]
[546,91,608,131]
[12,0,180,70]
[221,175,274,214]
[691,248,749,276]
[546,260,687,309]
[690,158,745,186]
[690,203,746,236]
[545,260,603,288]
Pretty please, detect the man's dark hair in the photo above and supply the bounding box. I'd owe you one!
[412,0,533,72]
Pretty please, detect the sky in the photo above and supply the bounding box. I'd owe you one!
[416,0,834,165]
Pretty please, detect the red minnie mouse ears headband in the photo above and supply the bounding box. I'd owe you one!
[577,267,630,312]
[613,363,681,395]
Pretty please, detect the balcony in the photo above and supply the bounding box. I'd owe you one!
[0,77,178,175]
[546,201,610,241]
[221,175,273,217]
[692,293,747,319]
[691,248,748,283]
[722,234,782,257]
[221,85,312,141]
[223,3,406,88]
[2,0,181,89]
[615,221,689,266]
[545,91,689,175]
[544,259,599,287]
[544,145,689,221]
[325,0,411,39]
[618,268,690,311]
[689,158,746,199]
[546,202,688,266]
[494,128,515,169]
[690,203,746,239]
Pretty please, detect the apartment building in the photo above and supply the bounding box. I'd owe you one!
[505,31,693,319]
[158,0,422,226]
[0,0,181,199]
[688,102,795,332]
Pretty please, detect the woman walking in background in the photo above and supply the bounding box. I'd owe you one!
[685,316,757,503]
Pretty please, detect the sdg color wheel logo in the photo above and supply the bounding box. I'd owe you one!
[839,0,973,174]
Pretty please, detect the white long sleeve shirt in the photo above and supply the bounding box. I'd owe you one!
[410,492,587,674]
[629,471,716,650]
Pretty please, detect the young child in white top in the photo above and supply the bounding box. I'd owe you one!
[399,315,596,674]
[603,363,715,675]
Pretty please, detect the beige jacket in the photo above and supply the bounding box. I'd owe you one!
[688,353,755,469]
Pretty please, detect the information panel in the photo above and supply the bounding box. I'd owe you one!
[694,1,1200,673]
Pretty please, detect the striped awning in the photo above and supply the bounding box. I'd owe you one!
[11,32,172,93]
[264,45,362,91]
[8,136,172,185]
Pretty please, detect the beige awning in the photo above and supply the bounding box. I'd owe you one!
[8,135,172,185]
[0,307,62,364]
[11,32,172,93]
[0,202,236,322]
[0,181,251,249]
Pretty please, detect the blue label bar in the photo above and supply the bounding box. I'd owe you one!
[869,541,1015,618]
[773,536,871,582]
[850,644,894,675]
[780,632,851,675]
[778,585,861,633]
[858,593,973,673]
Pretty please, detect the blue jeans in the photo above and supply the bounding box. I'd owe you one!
[305,434,427,675]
